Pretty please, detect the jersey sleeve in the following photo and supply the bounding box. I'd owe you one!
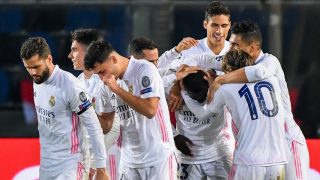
[78,107,107,168]
[98,84,116,113]
[66,79,106,168]
[182,53,223,71]
[181,90,224,120]
[157,47,182,68]
[244,55,280,82]
[138,64,162,99]
[67,80,92,115]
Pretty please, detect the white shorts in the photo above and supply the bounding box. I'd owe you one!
[120,153,177,180]
[177,155,232,180]
[285,140,309,180]
[228,164,285,180]
[106,144,121,180]
[39,162,85,180]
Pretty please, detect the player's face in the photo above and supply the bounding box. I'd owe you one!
[142,48,159,66]
[23,54,51,84]
[204,14,230,47]
[229,34,252,55]
[93,56,117,80]
[68,40,87,70]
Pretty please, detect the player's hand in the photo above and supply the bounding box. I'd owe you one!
[95,168,109,180]
[168,83,183,112]
[174,134,193,156]
[206,76,222,103]
[175,37,198,53]
[102,74,120,93]
[89,168,96,180]
[175,65,200,81]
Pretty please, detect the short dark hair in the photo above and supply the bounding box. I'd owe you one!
[84,40,114,70]
[222,49,255,73]
[182,70,209,103]
[128,37,157,59]
[20,37,51,60]
[205,1,231,21]
[231,20,262,47]
[70,28,103,46]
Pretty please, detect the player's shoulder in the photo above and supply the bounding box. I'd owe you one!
[262,53,280,63]
[56,67,83,90]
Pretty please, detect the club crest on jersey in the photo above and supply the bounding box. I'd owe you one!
[141,76,150,88]
[79,92,88,102]
[49,96,55,107]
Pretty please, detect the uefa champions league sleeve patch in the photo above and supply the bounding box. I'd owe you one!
[79,91,88,102]
[141,76,150,88]
[77,91,91,115]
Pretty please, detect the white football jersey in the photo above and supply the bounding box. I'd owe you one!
[33,65,106,172]
[244,51,306,144]
[175,104,230,164]
[99,58,174,168]
[183,76,288,166]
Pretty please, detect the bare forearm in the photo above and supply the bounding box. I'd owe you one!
[114,87,158,119]
[98,112,115,134]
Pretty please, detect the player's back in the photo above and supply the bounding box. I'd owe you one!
[218,76,287,166]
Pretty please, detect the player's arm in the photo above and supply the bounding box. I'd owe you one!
[102,74,159,119]
[207,56,278,102]
[97,85,117,134]
[68,81,107,170]
[113,86,159,119]
[158,37,198,68]
[97,112,115,134]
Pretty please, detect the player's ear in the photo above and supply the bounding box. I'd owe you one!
[46,54,53,64]
[110,55,117,64]
[203,20,208,30]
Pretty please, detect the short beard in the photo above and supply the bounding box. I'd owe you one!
[33,66,50,84]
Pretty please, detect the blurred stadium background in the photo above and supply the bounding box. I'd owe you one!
[0,0,319,179]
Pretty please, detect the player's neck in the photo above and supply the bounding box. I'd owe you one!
[118,56,130,79]
[83,70,94,79]
[252,49,262,62]
[207,40,225,55]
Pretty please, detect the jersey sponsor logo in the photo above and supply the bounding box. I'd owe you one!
[140,87,153,95]
[79,91,88,102]
[35,105,55,125]
[141,76,150,87]
[49,96,55,107]
[178,110,214,125]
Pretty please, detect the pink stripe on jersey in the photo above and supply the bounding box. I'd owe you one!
[228,164,236,180]
[156,104,169,142]
[168,154,173,180]
[231,119,238,136]
[71,113,79,154]
[77,162,84,180]
[292,141,303,179]
[116,127,122,148]
[109,155,116,180]
[285,122,288,133]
